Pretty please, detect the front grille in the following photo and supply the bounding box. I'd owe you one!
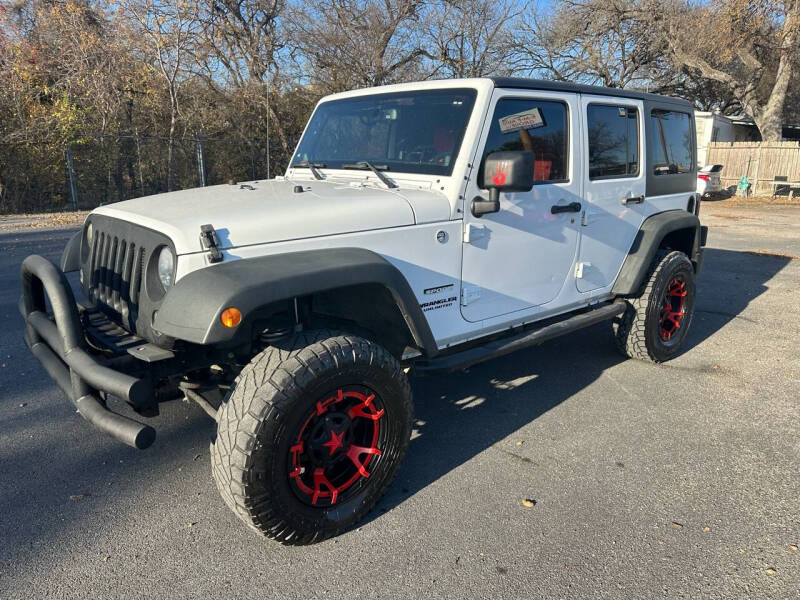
[82,214,174,343]
[87,227,146,332]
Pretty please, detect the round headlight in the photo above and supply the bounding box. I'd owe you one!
[157,246,175,290]
[85,222,93,246]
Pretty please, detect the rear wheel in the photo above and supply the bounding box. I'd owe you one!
[614,250,696,363]
[210,330,412,544]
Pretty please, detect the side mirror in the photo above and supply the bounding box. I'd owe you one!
[472,151,536,217]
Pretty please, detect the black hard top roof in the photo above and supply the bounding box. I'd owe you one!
[490,77,693,108]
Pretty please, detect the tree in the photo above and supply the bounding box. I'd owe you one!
[421,0,520,78]
[602,0,799,141]
[194,0,290,174]
[118,0,201,190]
[287,0,427,94]
[517,0,657,88]
[4,0,797,214]
[0,0,137,210]
[649,66,743,114]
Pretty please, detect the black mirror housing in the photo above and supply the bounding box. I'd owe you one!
[483,151,535,194]
[471,151,536,218]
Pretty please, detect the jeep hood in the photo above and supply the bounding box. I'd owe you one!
[92,179,450,255]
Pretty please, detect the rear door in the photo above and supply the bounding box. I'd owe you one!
[576,96,646,293]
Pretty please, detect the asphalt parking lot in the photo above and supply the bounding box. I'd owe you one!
[1,202,798,599]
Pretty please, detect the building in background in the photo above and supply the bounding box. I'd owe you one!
[695,111,800,165]
[695,112,735,166]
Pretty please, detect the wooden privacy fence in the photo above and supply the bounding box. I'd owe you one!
[707,141,800,195]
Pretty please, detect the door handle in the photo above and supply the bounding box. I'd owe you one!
[550,202,582,214]
[621,195,645,205]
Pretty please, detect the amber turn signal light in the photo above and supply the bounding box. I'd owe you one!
[220,307,242,328]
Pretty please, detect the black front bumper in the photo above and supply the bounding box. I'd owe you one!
[20,255,156,449]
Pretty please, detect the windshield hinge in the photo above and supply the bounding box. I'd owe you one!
[461,286,481,306]
[463,223,487,243]
[199,224,223,263]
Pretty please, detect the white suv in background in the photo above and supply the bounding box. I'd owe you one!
[697,164,725,199]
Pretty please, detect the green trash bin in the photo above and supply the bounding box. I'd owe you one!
[737,176,750,197]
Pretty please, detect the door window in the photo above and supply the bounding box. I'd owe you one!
[480,99,569,184]
[649,109,693,175]
[587,104,639,179]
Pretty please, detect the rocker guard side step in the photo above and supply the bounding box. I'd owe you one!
[20,255,155,449]
[414,301,628,374]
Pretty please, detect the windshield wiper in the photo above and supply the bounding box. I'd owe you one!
[292,161,326,181]
[341,161,398,189]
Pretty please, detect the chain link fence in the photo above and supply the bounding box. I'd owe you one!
[0,134,277,214]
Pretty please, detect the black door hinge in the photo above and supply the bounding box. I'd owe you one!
[199,224,223,263]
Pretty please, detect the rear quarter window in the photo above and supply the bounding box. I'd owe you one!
[649,109,693,176]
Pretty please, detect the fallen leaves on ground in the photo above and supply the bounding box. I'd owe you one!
[0,211,90,231]
[745,249,800,261]
[709,196,800,208]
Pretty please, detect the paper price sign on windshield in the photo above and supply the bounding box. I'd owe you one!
[498,108,545,134]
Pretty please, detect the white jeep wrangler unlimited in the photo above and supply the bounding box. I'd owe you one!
[21,78,706,544]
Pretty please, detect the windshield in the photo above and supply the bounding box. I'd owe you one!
[291,89,478,177]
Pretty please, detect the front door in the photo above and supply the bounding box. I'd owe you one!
[460,91,582,323]
[576,96,647,293]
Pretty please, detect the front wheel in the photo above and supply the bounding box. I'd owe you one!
[613,250,696,363]
[211,330,412,544]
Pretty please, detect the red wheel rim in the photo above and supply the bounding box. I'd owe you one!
[288,387,384,507]
[658,277,687,341]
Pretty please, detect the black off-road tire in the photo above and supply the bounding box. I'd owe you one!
[211,330,412,545]
[613,250,696,363]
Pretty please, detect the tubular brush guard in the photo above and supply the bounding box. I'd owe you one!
[19,255,155,449]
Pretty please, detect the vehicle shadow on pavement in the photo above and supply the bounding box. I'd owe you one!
[363,247,791,522]
[370,327,625,523]
[689,247,792,352]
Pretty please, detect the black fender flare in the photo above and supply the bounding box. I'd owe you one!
[612,210,706,296]
[153,247,438,356]
[60,231,81,273]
